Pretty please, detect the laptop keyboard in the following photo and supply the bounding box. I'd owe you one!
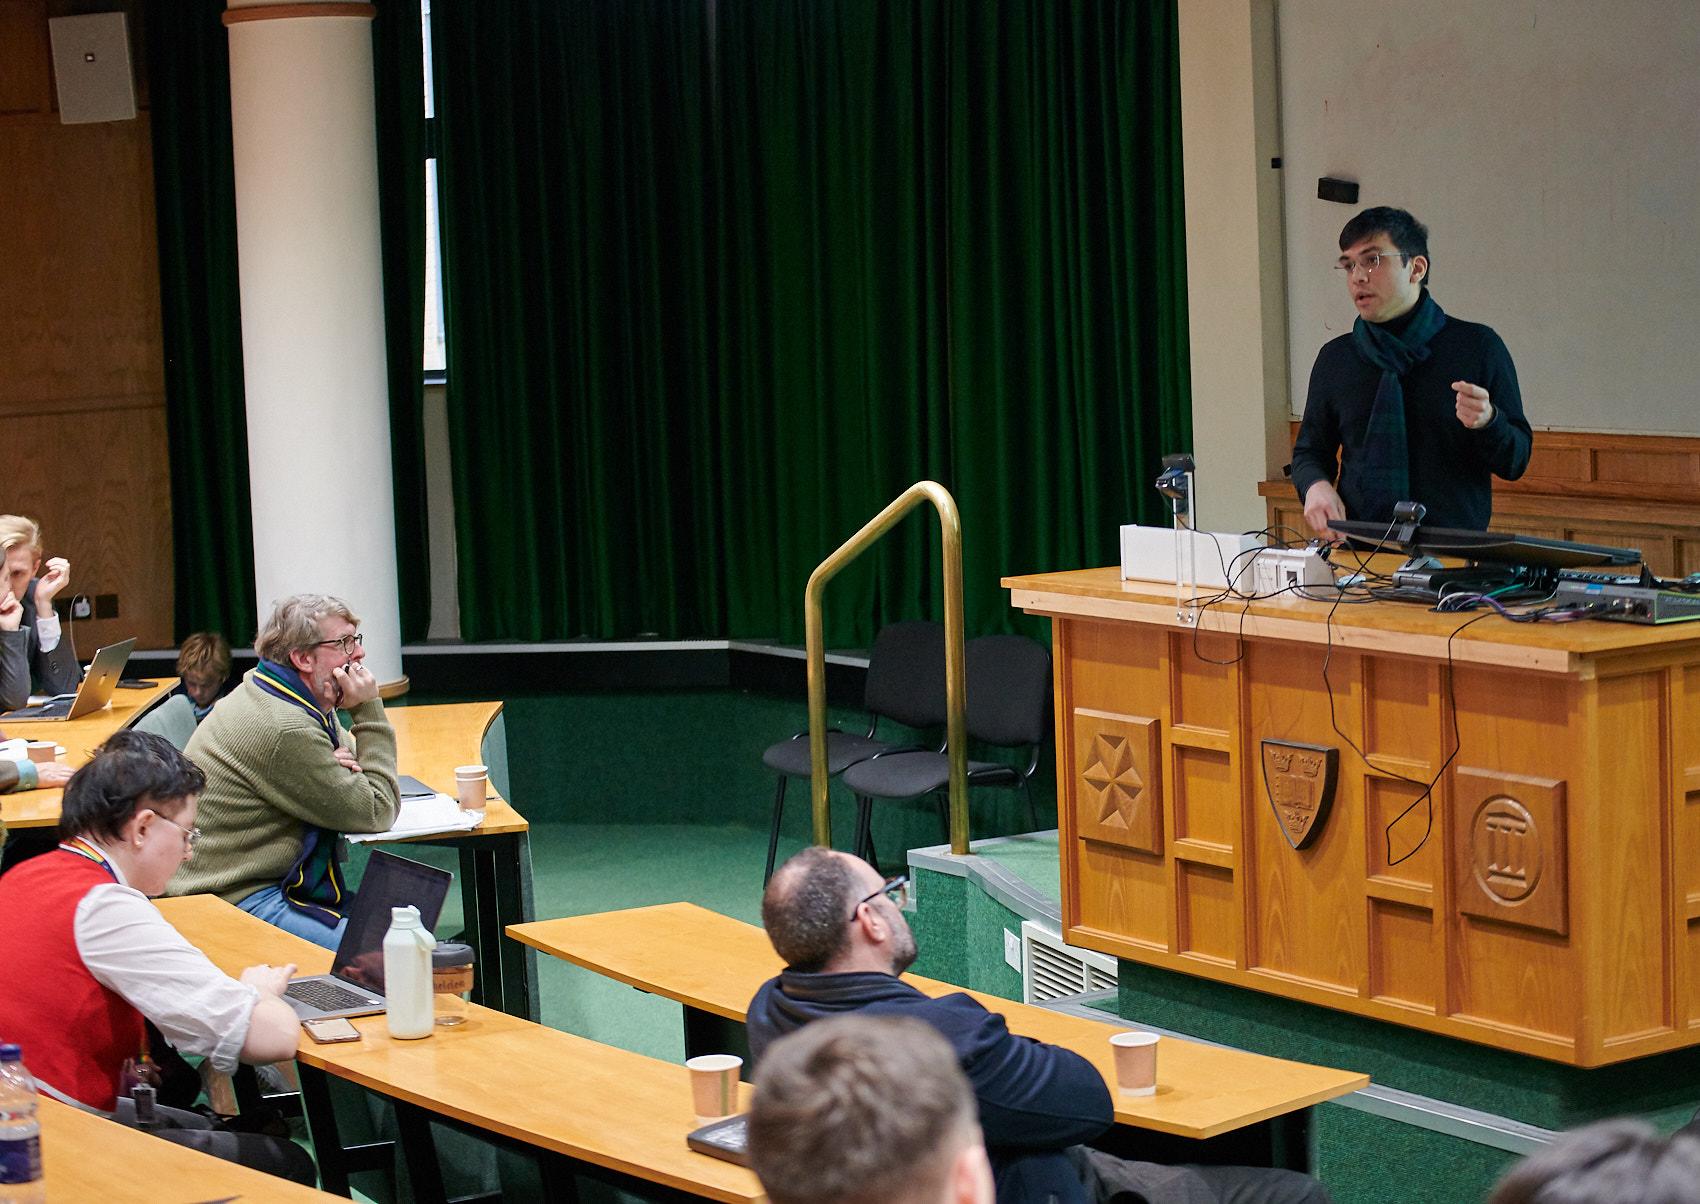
[287,979,376,1011]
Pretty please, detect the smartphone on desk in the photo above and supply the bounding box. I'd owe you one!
[302,1016,362,1044]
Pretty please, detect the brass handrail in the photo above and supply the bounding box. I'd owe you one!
[805,482,969,855]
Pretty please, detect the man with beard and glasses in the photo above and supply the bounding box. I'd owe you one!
[749,848,1331,1204]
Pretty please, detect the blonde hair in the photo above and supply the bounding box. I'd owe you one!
[254,594,359,664]
[177,631,232,680]
[0,514,42,557]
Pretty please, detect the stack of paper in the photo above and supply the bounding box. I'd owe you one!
[347,793,483,843]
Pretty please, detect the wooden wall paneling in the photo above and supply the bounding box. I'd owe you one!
[1168,630,1242,968]
[0,1,51,117]
[1066,620,1171,951]
[1679,664,1700,1030]
[1444,667,1579,1048]
[1584,671,1672,1049]
[1242,640,1363,996]
[0,2,171,650]
[2,404,173,649]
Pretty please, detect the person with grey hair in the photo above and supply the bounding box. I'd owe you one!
[1488,1119,1700,1204]
[167,593,399,949]
[749,1014,994,1204]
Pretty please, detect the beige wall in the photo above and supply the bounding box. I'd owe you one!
[1176,0,1289,533]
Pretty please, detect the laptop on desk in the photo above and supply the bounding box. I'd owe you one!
[283,849,453,1021]
[1,638,136,721]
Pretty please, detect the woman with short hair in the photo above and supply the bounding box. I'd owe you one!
[0,730,314,1183]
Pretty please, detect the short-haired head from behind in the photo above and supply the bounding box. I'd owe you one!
[761,845,861,972]
[1488,1118,1700,1204]
[58,729,206,847]
[748,1014,993,1204]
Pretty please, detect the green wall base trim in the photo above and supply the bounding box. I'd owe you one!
[910,867,968,985]
[1313,1101,1519,1204]
[1116,960,1700,1132]
[909,833,1063,926]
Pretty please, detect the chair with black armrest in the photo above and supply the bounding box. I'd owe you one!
[761,620,948,883]
[840,633,1051,871]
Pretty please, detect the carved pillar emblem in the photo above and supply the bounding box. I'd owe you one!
[1472,797,1541,903]
[1452,768,1568,935]
[1260,740,1338,850]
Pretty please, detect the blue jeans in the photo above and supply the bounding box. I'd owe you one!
[237,885,349,951]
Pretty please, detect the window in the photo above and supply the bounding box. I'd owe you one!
[422,0,446,377]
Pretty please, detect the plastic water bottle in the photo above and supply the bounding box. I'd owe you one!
[0,1044,43,1204]
[383,905,437,1040]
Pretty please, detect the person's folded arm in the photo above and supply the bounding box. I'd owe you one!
[259,709,400,834]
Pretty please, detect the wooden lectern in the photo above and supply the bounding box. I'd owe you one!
[1005,567,1700,1067]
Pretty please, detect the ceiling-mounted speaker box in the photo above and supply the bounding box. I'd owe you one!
[49,12,138,125]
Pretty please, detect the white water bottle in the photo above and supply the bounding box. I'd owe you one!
[0,1044,43,1204]
[383,905,437,1040]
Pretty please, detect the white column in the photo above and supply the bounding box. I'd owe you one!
[224,0,407,693]
[1177,0,1289,533]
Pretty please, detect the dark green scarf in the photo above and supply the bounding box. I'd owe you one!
[1350,291,1446,522]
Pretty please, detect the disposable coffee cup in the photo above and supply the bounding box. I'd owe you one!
[685,1053,742,1122]
[453,764,488,810]
[26,741,56,765]
[1109,1031,1159,1096]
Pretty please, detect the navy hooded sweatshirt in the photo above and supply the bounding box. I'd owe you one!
[748,969,1113,1204]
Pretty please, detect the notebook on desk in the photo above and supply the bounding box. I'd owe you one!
[283,849,452,1021]
[1,638,136,721]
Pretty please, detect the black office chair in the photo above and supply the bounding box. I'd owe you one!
[841,633,1050,870]
[761,620,948,883]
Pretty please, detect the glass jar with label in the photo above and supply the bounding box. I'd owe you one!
[431,942,476,1026]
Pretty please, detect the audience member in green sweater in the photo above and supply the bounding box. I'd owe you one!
[169,593,400,949]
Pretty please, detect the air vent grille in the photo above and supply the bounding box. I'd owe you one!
[1021,920,1118,1004]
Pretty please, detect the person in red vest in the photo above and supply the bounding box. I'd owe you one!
[0,730,312,1183]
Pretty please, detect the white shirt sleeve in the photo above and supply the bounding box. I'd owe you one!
[35,611,60,653]
[74,882,262,1074]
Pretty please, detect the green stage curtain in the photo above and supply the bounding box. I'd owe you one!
[434,0,1188,646]
[149,0,437,644]
[147,0,256,642]
[373,0,433,641]
[431,0,724,641]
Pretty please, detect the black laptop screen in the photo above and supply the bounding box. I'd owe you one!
[331,850,452,993]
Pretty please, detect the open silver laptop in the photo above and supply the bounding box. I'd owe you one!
[283,849,453,1021]
[0,637,136,721]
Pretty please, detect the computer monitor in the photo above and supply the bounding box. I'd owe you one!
[1328,520,1641,571]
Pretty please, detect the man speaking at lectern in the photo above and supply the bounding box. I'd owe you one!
[1291,207,1532,536]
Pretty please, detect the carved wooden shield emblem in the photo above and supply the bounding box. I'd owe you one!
[1261,740,1339,850]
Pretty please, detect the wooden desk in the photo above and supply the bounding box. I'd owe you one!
[39,1093,336,1201]
[387,702,537,1019]
[158,895,766,1204]
[507,902,1368,1143]
[3,696,538,1020]
[1004,566,1700,1067]
[0,677,176,830]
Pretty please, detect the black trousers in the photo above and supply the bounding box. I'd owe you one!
[112,1097,318,1187]
[1068,1146,1332,1204]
